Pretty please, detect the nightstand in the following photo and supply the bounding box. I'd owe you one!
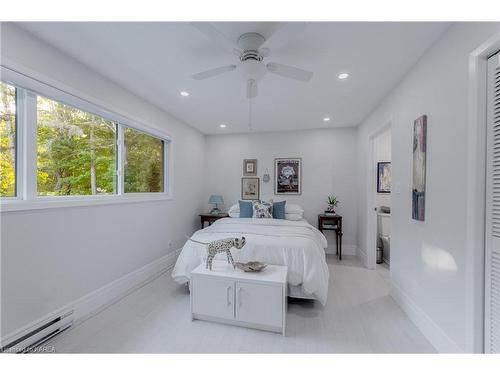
[318,214,343,260]
[199,213,229,229]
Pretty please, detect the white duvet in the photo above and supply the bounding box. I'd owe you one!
[171,218,330,305]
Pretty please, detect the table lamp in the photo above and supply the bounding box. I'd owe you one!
[208,195,224,214]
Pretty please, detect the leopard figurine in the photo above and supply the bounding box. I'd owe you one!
[187,236,246,270]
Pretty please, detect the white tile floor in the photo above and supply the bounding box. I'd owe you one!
[48,255,435,353]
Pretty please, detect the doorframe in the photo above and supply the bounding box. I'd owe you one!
[365,119,392,270]
[466,31,500,353]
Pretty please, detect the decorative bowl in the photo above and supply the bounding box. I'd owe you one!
[235,261,268,272]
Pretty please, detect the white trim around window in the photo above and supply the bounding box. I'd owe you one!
[0,65,173,212]
[0,193,173,212]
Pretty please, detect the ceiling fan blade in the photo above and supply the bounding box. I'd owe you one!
[247,79,258,99]
[259,22,307,53]
[259,48,271,57]
[192,65,237,80]
[191,22,242,56]
[266,62,313,82]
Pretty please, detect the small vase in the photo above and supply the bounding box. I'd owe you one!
[326,204,336,213]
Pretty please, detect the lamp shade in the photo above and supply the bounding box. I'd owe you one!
[208,195,224,205]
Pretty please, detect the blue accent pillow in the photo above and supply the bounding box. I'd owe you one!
[239,200,253,218]
[273,201,286,219]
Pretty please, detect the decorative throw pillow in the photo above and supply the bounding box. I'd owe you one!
[252,199,273,218]
[239,200,253,218]
[273,201,286,219]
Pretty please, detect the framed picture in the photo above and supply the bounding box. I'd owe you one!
[243,159,257,176]
[412,115,427,221]
[275,158,301,195]
[241,177,260,200]
[377,162,391,193]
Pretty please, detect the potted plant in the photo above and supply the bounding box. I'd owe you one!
[326,195,339,214]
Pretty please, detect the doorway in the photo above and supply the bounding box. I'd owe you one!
[366,123,392,271]
[468,34,500,353]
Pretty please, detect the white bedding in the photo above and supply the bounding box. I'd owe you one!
[171,218,330,305]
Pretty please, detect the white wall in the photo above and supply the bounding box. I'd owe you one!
[356,22,500,352]
[0,23,206,337]
[373,128,392,208]
[204,128,358,254]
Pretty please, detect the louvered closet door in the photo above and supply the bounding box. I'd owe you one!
[486,51,500,353]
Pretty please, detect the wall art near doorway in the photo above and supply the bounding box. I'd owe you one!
[412,115,427,221]
[377,162,391,193]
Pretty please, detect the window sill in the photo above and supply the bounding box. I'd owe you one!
[0,193,173,212]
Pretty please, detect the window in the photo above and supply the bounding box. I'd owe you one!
[124,127,164,193]
[0,82,17,197]
[0,68,171,211]
[37,96,117,196]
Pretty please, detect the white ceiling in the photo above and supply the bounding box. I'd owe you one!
[17,22,449,134]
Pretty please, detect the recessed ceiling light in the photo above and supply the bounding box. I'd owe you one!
[219,124,227,128]
[323,117,331,122]
[180,91,190,97]
[338,73,350,80]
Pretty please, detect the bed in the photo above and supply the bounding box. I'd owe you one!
[171,217,330,305]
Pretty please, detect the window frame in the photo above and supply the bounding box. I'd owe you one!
[0,82,21,200]
[36,94,120,197]
[0,66,172,212]
[121,126,167,195]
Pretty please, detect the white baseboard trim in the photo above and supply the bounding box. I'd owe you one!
[71,249,180,324]
[1,248,181,346]
[325,244,357,256]
[342,244,357,256]
[390,281,463,353]
[356,247,367,267]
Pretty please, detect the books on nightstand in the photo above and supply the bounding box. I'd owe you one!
[322,224,338,229]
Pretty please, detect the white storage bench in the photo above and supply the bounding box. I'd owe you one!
[190,261,288,335]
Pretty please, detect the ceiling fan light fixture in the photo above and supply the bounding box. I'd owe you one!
[219,123,227,128]
[191,23,313,99]
[180,91,190,97]
[338,72,350,80]
[239,59,267,81]
[323,117,331,122]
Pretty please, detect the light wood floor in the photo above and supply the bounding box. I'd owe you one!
[48,255,435,353]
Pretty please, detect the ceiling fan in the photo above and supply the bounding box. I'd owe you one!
[191,22,313,99]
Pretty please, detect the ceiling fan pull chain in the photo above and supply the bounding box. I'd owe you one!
[248,93,253,132]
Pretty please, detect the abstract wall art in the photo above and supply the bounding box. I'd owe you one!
[377,162,391,193]
[412,115,427,221]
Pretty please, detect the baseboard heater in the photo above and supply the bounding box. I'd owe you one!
[1,310,74,353]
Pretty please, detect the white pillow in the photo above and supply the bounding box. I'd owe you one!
[228,203,240,218]
[285,212,303,221]
[228,203,239,212]
[285,203,304,214]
